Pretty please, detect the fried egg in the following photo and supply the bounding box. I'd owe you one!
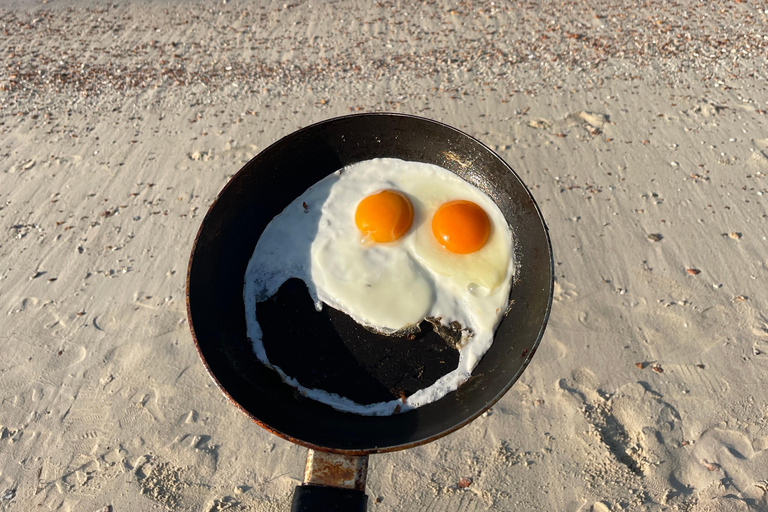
[244,158,515,415]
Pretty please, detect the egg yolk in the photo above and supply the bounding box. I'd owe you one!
[432,200,490,254]
[355,190,414,243]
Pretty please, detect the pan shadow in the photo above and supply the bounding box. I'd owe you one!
[256,278,459,405]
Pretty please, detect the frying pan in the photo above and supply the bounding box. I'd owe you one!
[186,113,553,511]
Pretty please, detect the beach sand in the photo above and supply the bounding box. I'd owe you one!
[1,0,767,510]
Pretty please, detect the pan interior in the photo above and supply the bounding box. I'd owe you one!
[257,278,461,406]
[187,113,553,453]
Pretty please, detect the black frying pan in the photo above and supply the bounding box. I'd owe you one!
[186,113,553,511]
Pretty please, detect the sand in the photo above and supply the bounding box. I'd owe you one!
[1,0,767,510]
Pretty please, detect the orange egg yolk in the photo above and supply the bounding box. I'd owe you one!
[355,190,414,243]
[432,200,490,254]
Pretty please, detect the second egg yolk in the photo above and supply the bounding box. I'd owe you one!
[432,200,490,254]
[355,190,414,243]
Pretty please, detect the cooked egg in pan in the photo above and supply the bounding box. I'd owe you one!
[244,158,515,415]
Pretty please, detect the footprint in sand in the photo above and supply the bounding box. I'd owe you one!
[180,410,199,424]
[50,345,87,369]
[527,118,551,129]
[747,149,768,170]
[134,388,165,423]
[574,111,610,127]
[164,432,220,477]
[558,373,688,500]
[690,496,753,512]
[9,296,40,315]
[134,456,188,509]
[685,428,768,504]
[568,111,610,135]
[750,312,768,356]
[687,103,726,118]
[188,149,214,161]
[576,307,616,333]
[553,278,578,302]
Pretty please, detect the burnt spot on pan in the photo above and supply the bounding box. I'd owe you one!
[256,278,460,406]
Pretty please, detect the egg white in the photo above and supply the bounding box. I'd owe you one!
[244,158,515,415]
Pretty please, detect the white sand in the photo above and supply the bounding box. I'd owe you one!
[1,1,767,511]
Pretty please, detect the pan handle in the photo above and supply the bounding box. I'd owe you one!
[291,484,368,512]
[291,450,369,512]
